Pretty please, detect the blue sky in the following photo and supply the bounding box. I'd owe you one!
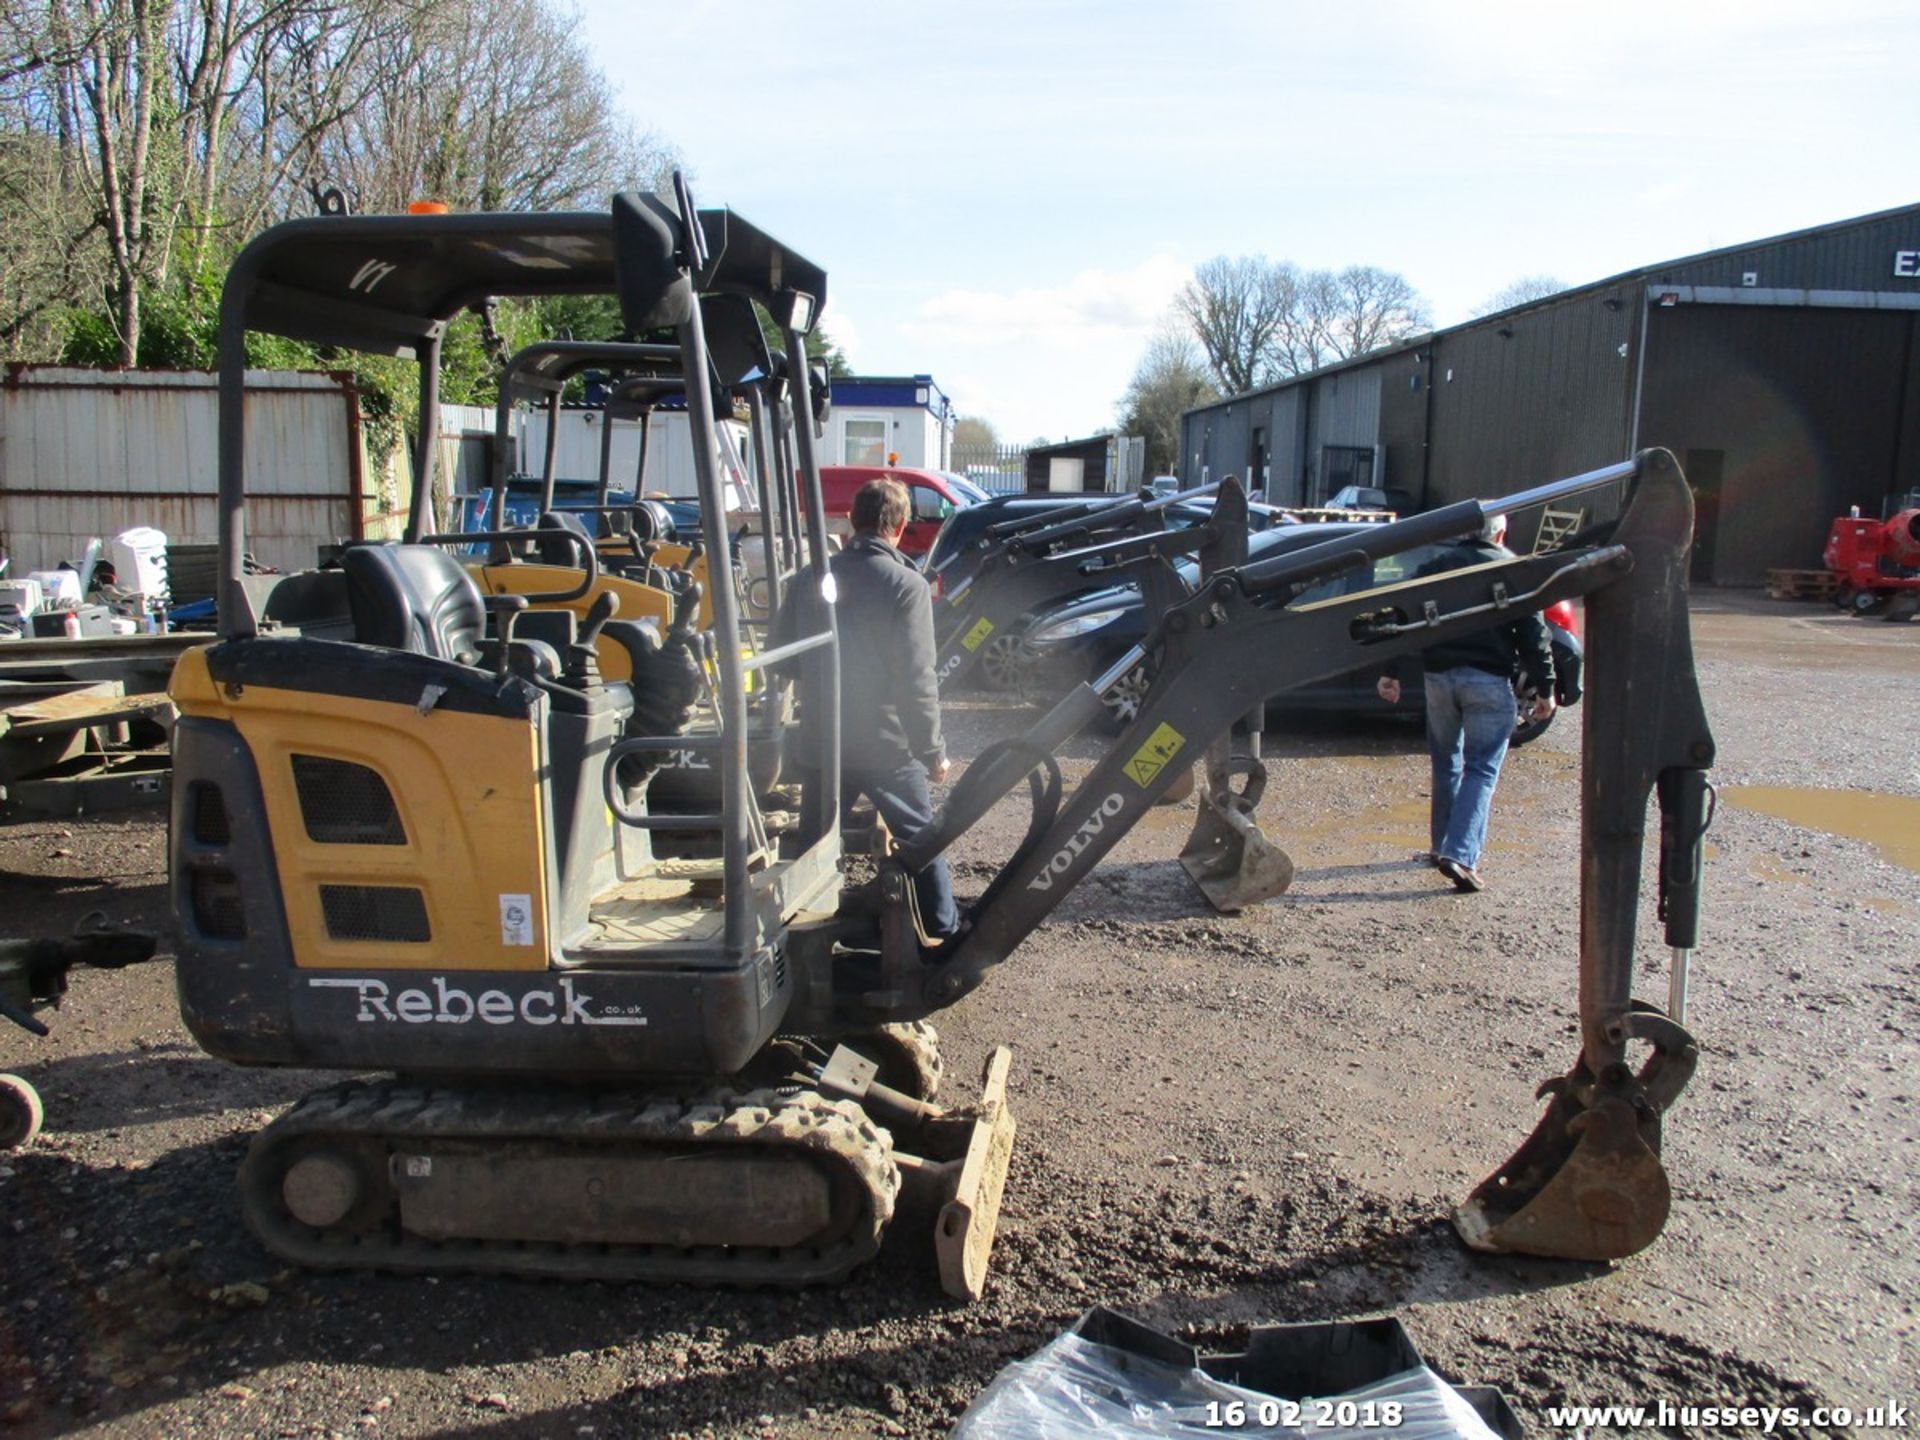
[577,1,1920,443]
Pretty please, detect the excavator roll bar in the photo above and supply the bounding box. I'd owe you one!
[831,449,1713,1264]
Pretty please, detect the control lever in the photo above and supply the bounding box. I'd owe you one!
[670,580,702,641]
[560,589,620,690]
[481,593,529,678]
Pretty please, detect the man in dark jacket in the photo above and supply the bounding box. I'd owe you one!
[1376,514,1554,893]
[773,477,958,939]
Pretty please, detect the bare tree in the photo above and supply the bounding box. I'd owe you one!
[46,0,180,365]
[1318,265,1429,360]
[168,0,361,270]
[315,0,677,214]
[0,126,106,356]
[1173,255,1297,396]
[1176,253,1430,395]
[0,0,681,362]
[1118,324,1219,477]
[1470,274,1567,318]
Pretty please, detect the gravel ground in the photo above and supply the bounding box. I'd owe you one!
[1,589,1915,1439]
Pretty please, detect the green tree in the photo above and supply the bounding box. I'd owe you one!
[1118,326,1218,478]
[953,415,999,450]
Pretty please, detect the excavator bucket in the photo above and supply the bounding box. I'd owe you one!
[1453,1061,1672,1262]
[934,1047,1018,1302]
[1178,751,1294,913]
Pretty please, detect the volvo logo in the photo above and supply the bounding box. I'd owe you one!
[1027,792,1126,893]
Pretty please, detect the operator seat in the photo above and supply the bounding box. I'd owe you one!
[535,510,596,569]
[340,544,487,664]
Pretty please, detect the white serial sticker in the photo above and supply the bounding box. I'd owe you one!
[499,894,534,946]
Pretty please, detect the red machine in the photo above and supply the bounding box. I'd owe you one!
[1823,509,1920,615]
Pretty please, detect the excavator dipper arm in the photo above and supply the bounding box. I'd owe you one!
[838,449,1713,1265]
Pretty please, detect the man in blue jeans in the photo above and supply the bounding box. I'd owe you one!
[771,477,960,941]
[1376,514,1555,893]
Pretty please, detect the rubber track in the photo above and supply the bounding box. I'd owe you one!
[239,1080,899,1287]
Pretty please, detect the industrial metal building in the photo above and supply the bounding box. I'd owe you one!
[1178,202,1920,584]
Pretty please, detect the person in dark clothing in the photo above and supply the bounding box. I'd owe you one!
[772,477,959,940]
[1376,513,1555,893]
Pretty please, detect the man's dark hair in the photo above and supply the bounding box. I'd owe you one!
[851,477,910,536]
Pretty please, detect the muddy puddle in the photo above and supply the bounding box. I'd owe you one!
[1723,784,1920,875]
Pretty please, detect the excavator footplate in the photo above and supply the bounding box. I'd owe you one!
[242,1081,899,1286]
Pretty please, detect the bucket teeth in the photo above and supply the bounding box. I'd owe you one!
[1454,1061,1672,1262]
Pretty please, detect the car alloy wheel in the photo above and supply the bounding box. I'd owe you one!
[978,631,1028,691]
[1102,663,1153,730]
[1509,679,1556,747]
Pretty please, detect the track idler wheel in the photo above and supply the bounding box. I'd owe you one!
[0,1073,44,1149]
[844,1021,944,1102]
[1455,1013,1697,1262]
[1178,752,1293,913]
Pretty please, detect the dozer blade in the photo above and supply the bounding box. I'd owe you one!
[935,1047,1017,1302]
[1178,755,1293,913]
[1453,1064,1671,1262]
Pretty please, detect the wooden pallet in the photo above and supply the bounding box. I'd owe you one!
[1765,568,1840,601]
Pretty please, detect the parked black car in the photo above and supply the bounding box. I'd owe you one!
[1326,484,1414,513]
[1017,522,1584,741]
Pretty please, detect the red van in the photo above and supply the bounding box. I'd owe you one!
[807,466,991,559]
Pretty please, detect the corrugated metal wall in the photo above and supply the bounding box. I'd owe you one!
[0,367,370,576]
[1653,205,1920,293]
[1425,293,1640,542]
[1182,401,1249,492]
[437,402,497,501]
[1305,367,1382,502]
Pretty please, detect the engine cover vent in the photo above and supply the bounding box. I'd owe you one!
[320,885,430,943]
[292,755,406,845]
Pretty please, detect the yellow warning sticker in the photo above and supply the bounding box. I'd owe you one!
[960,617,996,652]
[1125,721,1186,788]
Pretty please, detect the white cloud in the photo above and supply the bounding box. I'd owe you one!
[820,309,862,364]
[904,256,1192,350]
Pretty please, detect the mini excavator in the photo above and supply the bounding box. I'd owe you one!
[170,182,1714,1301]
